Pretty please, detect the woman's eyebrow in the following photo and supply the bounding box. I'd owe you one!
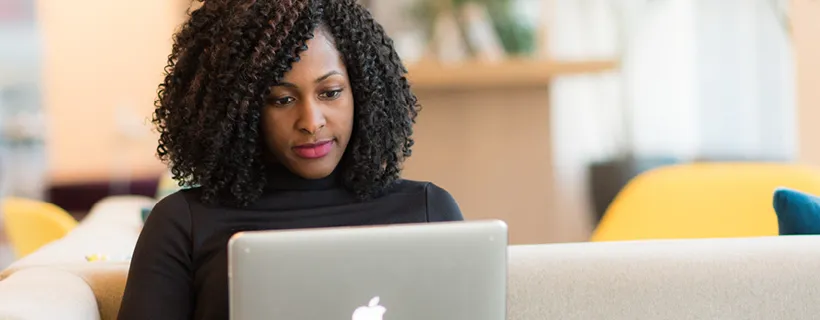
[272,71,342,88]
[315,70,342,83]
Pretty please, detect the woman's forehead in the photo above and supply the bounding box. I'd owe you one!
[280,29,347,83]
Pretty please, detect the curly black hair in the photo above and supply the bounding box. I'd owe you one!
[153,0,419,207]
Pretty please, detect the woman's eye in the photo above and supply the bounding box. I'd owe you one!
[320,89,343,100]
[270,96,295,106]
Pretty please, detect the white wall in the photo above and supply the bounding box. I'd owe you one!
[0,13,47,199]
[626,0,701,159]
[552,0,794,162]
[694,0,795,160]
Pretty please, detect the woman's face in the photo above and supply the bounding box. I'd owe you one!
[262,28,354,179]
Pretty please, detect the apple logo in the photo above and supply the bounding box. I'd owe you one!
[352,296,386,320]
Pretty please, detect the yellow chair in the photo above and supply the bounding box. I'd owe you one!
[2,197,78,258]
[591,162,820,242]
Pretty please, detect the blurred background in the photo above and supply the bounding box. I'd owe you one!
[1,0,819,265]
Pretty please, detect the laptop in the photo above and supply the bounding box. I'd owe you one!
[227,220,508,320]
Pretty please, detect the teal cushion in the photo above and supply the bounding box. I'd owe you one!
[141,206,153,222]
[773,188,820,235]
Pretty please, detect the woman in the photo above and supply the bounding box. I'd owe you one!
[117,0,463,319]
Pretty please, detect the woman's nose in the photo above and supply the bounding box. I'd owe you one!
[296,102,326,136]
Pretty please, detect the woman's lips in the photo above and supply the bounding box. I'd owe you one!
[292,140,334,159]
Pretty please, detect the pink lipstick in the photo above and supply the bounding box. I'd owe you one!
[292,140,334,159]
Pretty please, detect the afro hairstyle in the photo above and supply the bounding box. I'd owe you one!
[153,0,419,207]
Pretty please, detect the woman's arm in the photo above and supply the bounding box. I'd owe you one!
[425,183,465,222]
[118,192,194,320]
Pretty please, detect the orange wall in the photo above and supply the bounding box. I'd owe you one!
[37,1,186,184]
[794,0,820,165]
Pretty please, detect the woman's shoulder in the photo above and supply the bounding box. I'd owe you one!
[155,186,210,208]
[389,179,442,195]
[390,179,464,222]
[388,179,454,198]
[145,188,200,228]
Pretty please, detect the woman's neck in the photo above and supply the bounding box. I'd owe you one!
[264,162,340,191]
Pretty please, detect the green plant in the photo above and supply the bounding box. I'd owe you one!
[410,0,536,57]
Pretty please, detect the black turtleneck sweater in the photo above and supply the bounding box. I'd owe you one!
[117,165,463,320]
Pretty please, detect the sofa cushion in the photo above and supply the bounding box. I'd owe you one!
[773,188,820,235]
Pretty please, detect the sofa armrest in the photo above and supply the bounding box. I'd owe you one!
[507,236,820,320]
[0,267,101,320]
[64,262,130,320]
[0,262,129,320]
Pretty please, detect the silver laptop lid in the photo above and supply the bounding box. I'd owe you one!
[228,220,508,320]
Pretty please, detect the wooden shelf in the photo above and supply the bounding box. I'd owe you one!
[406,59,619,90]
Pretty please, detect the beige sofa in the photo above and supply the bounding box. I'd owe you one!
[1,196,820,319]
[0,195,150,320]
